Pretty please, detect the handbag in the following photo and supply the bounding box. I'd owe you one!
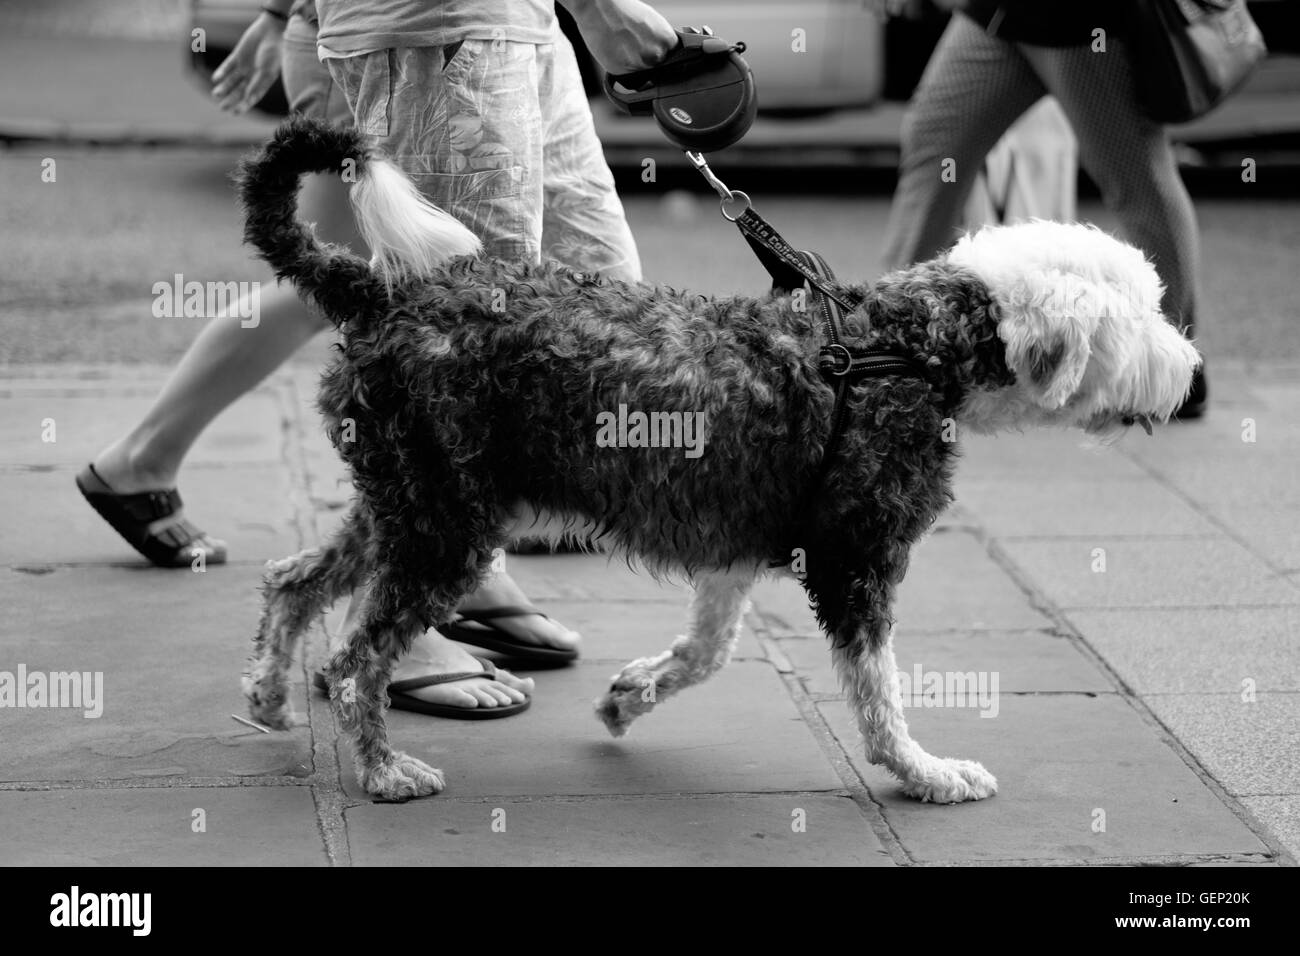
[1128,0,1267,123]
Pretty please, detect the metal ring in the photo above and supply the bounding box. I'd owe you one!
[720,190,752,222]
[825,343,852,377]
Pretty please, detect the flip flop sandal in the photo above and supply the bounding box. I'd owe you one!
[438,604,580,665]
[311,658,530,720]
[76,463,227,568]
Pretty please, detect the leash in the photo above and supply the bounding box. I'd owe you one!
[680,151,928,483]
[605,32,931,557]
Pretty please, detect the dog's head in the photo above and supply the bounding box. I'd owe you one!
[946,220,1201,438]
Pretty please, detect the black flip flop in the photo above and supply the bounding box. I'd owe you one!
[76,463,227,568]
[439,604,580,665]
[312,658,530,720]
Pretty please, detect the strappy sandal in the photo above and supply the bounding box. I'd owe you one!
[312,657,530,720]
[439,604,580,665]
[76,463,227,568]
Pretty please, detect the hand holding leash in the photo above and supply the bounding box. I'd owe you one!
[603,26,756,153]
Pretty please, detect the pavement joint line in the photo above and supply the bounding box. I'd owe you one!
[1118,443,1300,586]
[0,560,297,571]
[746,611,914,865]
[771,625,1072,639]
[337,790,859,806]
[0,462,289,473]
[918,853,1277,867]
[0,777,312,791]
[975,531,1294,866]
[1053,602,1300,611]
[279,372,353,867]
[996,533,1231,541]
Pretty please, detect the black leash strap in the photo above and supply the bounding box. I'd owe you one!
[732,206,861,312]
[726,203,928,495]
[683,153,929,566]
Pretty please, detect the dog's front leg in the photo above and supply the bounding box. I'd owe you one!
[595,567,755,736]
[811,569,997,804]
[322,585,445,801]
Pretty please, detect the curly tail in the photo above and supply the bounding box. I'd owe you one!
[236,116,482,326]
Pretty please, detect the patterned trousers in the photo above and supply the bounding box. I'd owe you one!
[882,13,1199,331]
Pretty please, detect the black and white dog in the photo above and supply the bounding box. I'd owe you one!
[239,119,1199,802]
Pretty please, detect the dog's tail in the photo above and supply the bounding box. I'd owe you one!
[237,116,482,324]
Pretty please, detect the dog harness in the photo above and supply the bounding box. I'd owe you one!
[605,33,931,492]
[737,222,931,488]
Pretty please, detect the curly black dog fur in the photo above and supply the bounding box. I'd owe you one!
[236,118,1195,803]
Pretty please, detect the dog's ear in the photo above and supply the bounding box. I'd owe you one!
[1000,298,1092,409]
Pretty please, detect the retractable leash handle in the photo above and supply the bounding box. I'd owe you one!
[602,27,756,153]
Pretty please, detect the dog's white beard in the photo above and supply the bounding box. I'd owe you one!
[948,220,1200,434]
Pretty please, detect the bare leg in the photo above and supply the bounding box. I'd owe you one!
[91,173,360,492]
[596,567,755,736]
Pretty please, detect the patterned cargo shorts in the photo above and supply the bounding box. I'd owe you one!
[327,38,641,280]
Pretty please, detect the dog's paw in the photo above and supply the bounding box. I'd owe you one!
[594,661,661,737]
[242,667,296,731]
[359,750,446,802]
[899,757,998,804]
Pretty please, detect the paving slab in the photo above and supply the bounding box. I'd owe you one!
[956,431,1150,480]
[337,661,842,800]
[491,599,766,662]
[316,595,766,669]
[779,628,1110,699]
[0,463,302,567]
[998,538,1298,609]
[819,696,1271,863]
[1239,796,1300,861]
[0,787,326,866]
[502,553,694,603]
[0,391,284,467]
[1067,607,1300,694]
[954,476,1220,538]
[1145,693,1300,797]
[346,793,893,866]
[750,531,1052,637]
[0,565,311,782]
[1200,505,1300,573]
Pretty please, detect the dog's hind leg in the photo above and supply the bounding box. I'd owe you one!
[595,567,755,737]
[323,487,500,800]
[319,576,448,801]
[808,562,997,804]
[243,506,371,731]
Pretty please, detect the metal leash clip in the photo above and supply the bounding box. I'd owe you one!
[684,150,751,221]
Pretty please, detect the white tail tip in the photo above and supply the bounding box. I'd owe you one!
[349,158,481,290]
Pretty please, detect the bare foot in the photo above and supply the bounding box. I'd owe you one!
[387,630,535,710]
[91,440,179,495]
[457,571,581,652]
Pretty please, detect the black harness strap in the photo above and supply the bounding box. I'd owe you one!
[730,204,929,490]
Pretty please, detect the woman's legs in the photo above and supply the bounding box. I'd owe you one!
[882,14,1047,271]
[90,175,349,494]
[1020,40,1200,335]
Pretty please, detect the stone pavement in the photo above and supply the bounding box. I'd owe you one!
[0,358,1295,866]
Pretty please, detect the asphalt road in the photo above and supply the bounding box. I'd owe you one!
[1,145,1296,365]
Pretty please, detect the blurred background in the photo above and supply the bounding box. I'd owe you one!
[2,0,1298,366]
